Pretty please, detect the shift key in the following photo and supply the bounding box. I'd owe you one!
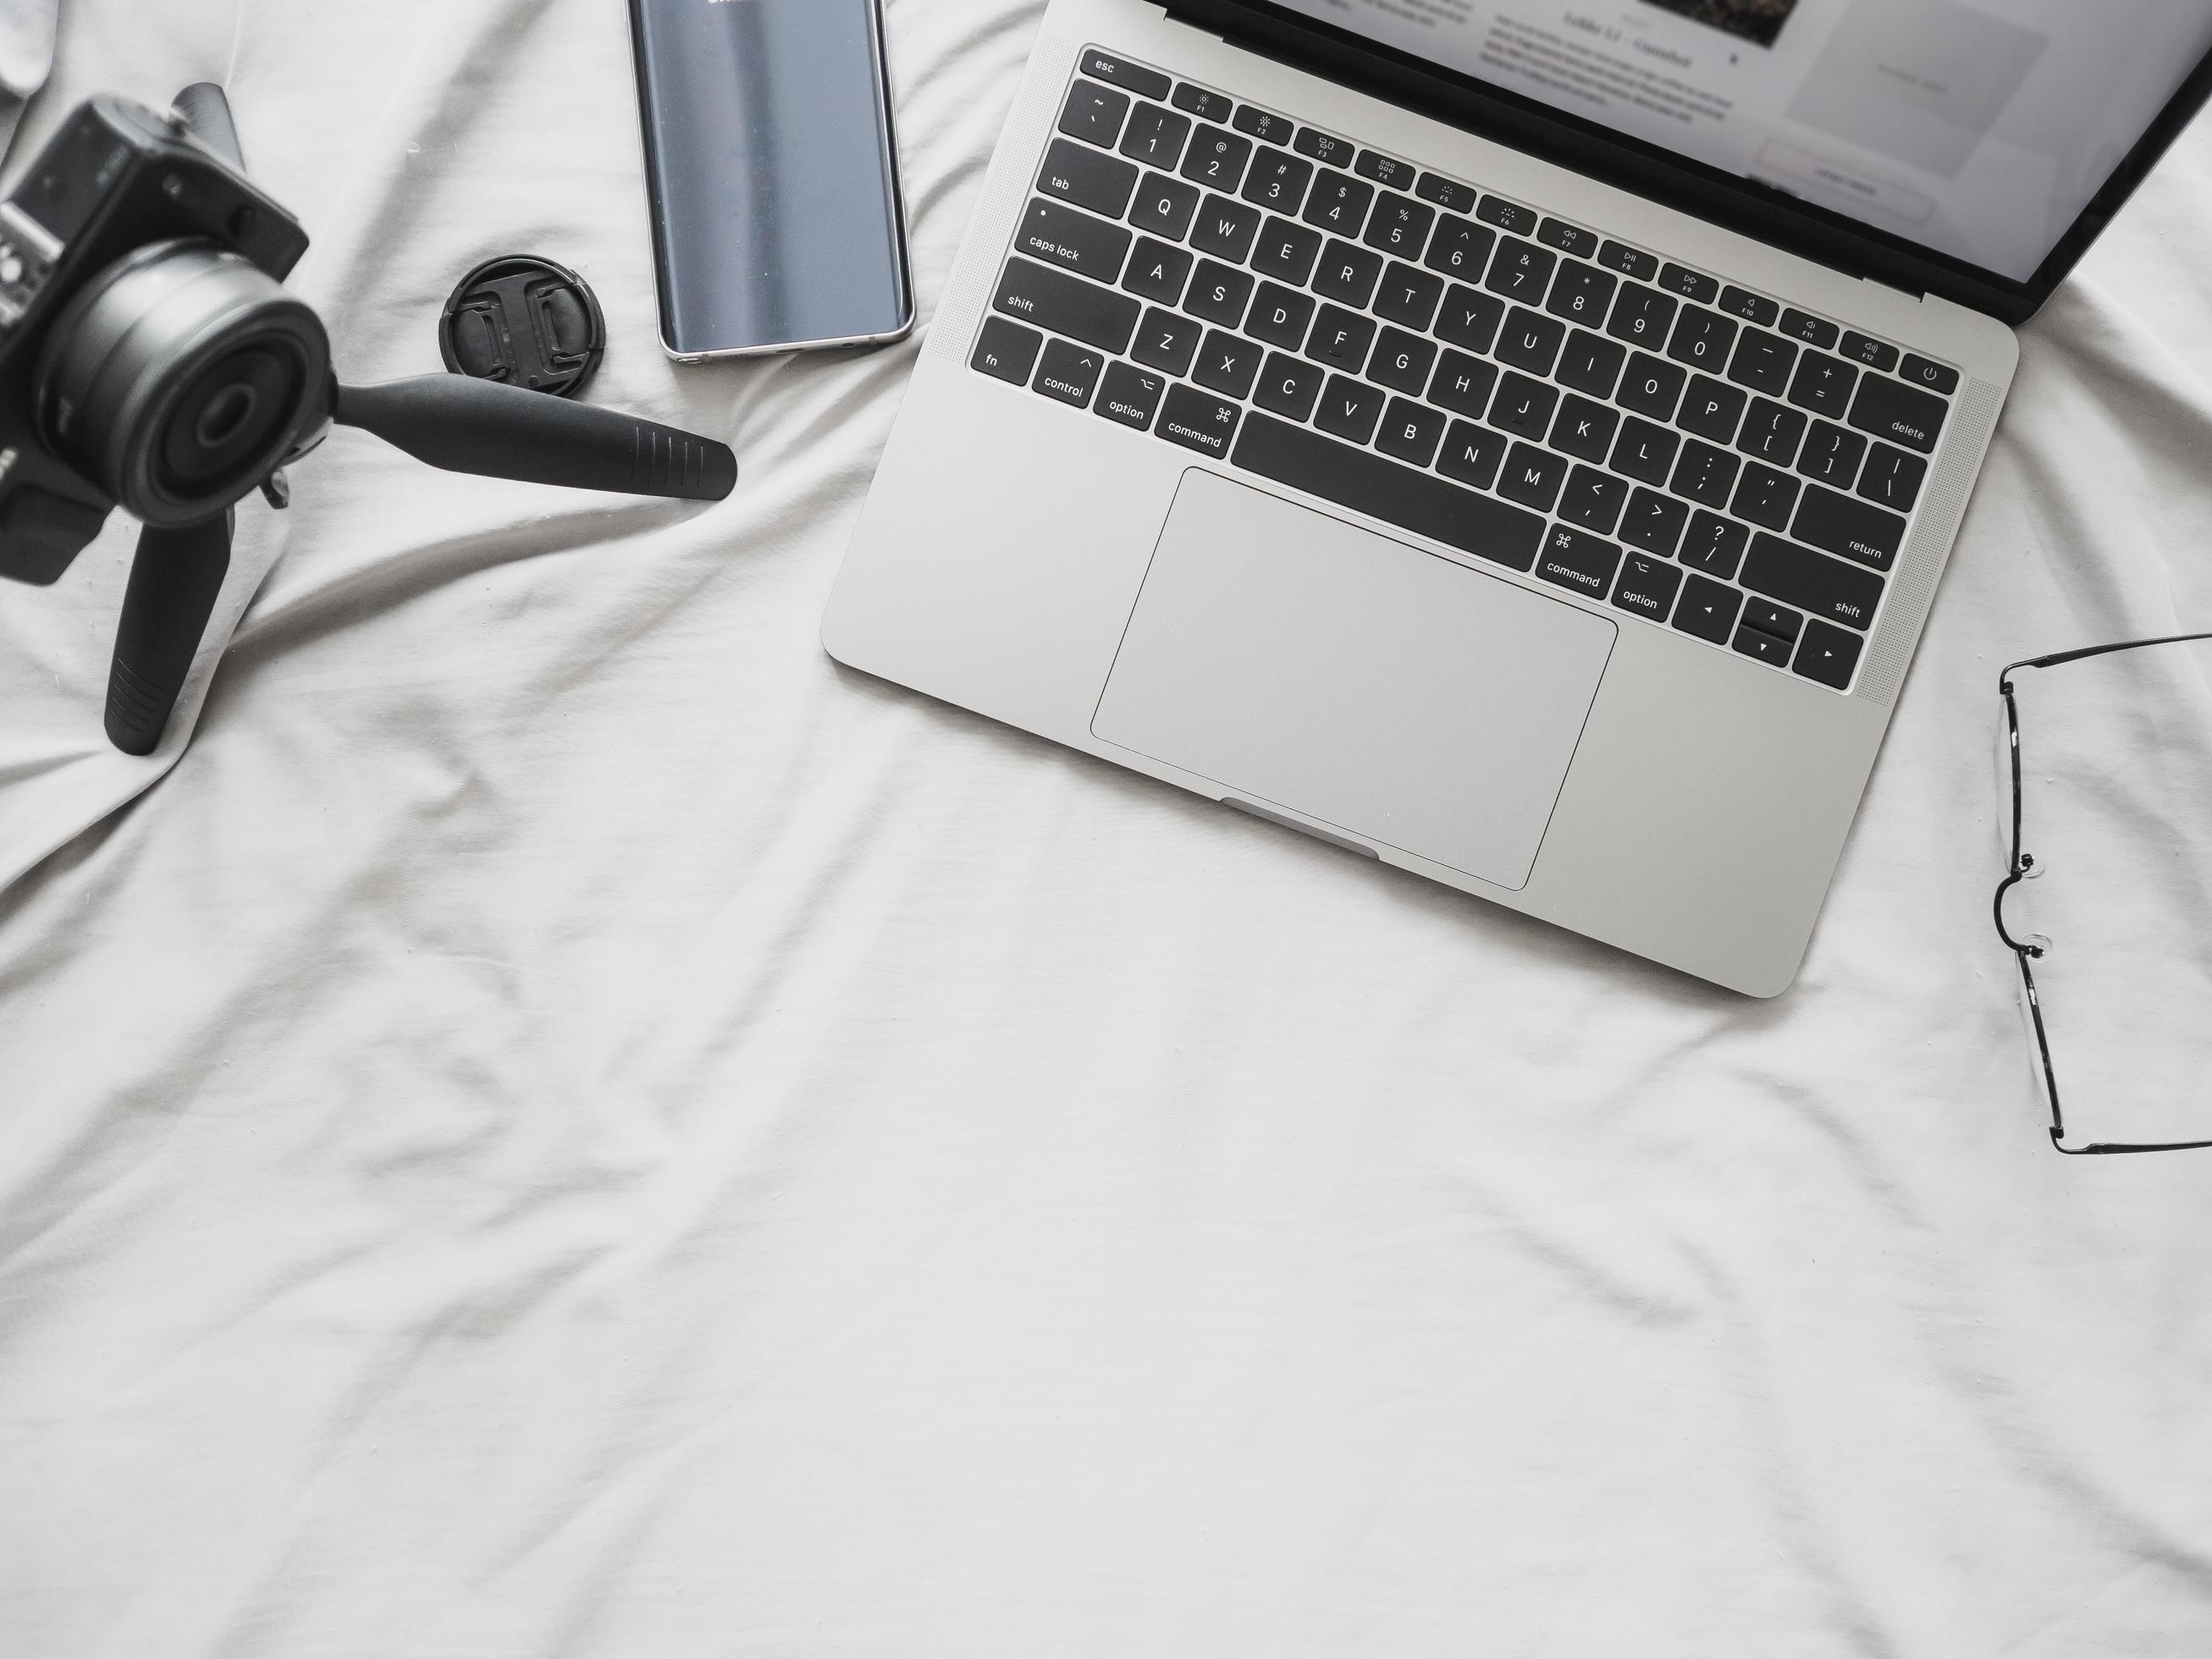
[994,256,1141,355]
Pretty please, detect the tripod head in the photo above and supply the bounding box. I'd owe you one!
[1,85,736,754]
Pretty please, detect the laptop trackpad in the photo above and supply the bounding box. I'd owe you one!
[1091,471,1616,891]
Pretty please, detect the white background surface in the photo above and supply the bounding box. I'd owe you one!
[5,2,2212,1654]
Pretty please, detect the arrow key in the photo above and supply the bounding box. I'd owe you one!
[1671,574,1742,645]
[1792,619,1864,690]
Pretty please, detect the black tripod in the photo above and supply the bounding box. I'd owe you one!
[106,85,736,755]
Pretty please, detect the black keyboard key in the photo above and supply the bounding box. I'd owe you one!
[1241,146,1312,212]
[1743,533,1884,631]
[1369,327,1437,395]
[1423,214,1495,280]
[1673,574,1742,644]
[1487,237,1555,303]
[1606,283,1677,350]
[1727,329,1796,396]
[1255,351,1325,422]
[1172,84,1233,124]
[1476,196,1538,235]
[1737,399,1807,467]
[1427,350,1498,419]
[1497,307,1566,377]
[1307,306,1376,372]
[1316,374,1386,444]
[1597,240,1659,281]
[1248,282,1316,350]
[1364,192,1435,258]
[1899,354,1959,395]
[1033,337,1106,406]
[1619,353,1685,421]
[1791,482,1906,570]
[1294,129,1354,168]
[1847,375,1946,453]
[1668,306,1736,372]
[1787,351,1857,418]
[1375,262,1444,330]
[1732,623,1792,667]
[1128,171,1200,240]
[1233,106,1294,146]
[1680,510,1749,579]
[1095,361,1168,430]
[1180,126,1251,191]
[971,317,1042,385]
[1355,151,1416,189]
[1679,376,1746,444]
[1313,239,1383,307]
[1302,171,1374,236]
[1561,467,1629,536]
[1194,329,1265,400]
[1415,173,1479,214]
[1251,216,1321,284]
[1550,395,1617,463]
[1621,489,1689,558]
[1499,443,1570,512]
[1779,308,1838,350]
[1537,525,1621,599]
[1794,619,1865,690]
[1233,413,1546,570]
[1558,330,1626,400]
[1038,139,1139,218]
[1798,422,1865,488]
[1856,443,1926,513]
[1185,260,1255,327]
[1718,285,1777,326]
[1537,218,1600,259]
[1132,306,1201,377]
[1190,196,1261,262]
[1488,372,1557,440]
[1059,80,1130,147]
[1658,262,1719,303]
[1840,331,1899,372]
[1546,260,1615,327]
[1731,461,1800,532]
[1159,383,1242,457]
[1376,398,1448,466]
[1741,598,1801,642]
[1669,439,1738,510]
[1083,51,1170,100]
[1612,417,1679,485]
[1612,552,1683,621]
[1123,238,1194,305]
[995,256,1141,354]
[1439,420,1508,491]
[1017,197,1133,281]
[1119,103,1191,170]
[1437,284,1505,354]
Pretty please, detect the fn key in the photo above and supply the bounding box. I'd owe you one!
[972,317,1042,385]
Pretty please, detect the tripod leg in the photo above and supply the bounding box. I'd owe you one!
[106,515,234,756]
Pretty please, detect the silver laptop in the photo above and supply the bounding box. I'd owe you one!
[824,0,2212,995]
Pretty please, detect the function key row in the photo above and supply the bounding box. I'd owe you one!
[1067,48,1957,397]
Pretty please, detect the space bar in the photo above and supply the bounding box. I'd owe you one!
[1229,414,1545,573]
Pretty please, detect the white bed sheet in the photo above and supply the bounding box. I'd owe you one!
[6,2,2212,1654]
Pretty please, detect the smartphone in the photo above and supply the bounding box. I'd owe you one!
[628,0,913,361]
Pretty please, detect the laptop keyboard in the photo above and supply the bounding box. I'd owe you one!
[968,47,1966,696]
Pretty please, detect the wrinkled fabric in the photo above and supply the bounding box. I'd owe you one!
[5,2,2212,1656]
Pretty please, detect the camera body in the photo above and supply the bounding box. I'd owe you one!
[0,95,312,587]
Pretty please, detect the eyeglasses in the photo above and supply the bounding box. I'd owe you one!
[1995,632,2212,1155]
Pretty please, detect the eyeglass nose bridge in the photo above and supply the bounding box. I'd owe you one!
[1993,855,2048,958]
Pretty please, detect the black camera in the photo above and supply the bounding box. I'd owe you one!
[0,86,735,754]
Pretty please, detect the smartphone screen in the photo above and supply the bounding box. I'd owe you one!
[630,0,912,358]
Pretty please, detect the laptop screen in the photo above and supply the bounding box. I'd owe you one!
[1266,0,2212,282]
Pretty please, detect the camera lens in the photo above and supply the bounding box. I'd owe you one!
[36,240,328,526]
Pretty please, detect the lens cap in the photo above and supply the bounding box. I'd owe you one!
[439,255,604,398]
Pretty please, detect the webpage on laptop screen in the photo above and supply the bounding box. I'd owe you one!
[1271,0,2212,281]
